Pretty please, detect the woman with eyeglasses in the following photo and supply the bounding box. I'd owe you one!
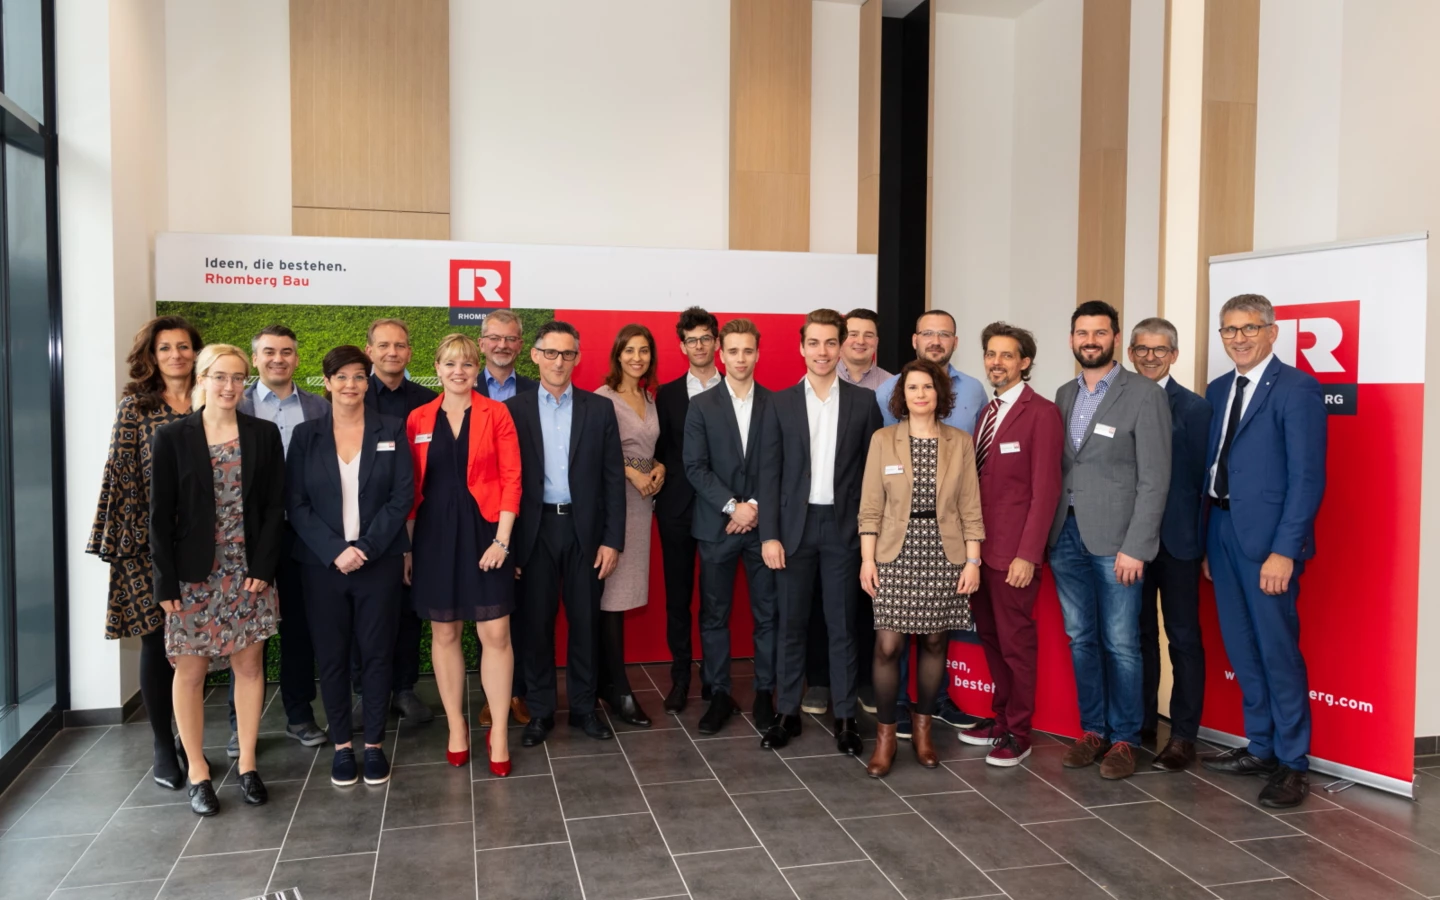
[150,344,286,816]
[407,333,522,776]
[89,316,202,792]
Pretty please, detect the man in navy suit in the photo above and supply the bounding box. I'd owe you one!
[475,309,538,401]
[1128,318,1212,772]
[1200,294,1326,809]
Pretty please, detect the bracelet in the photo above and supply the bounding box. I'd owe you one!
[492,538,509,554]
[965,558,982,567]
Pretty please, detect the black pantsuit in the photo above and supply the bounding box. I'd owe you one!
[305,556,404,745]
[524,509,602,718]
[1140,546,1205,741]
[657,514,699,683]
[777,506,859,718]
[697,531,777,695]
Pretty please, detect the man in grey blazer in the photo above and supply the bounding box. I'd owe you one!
[1050,301,1171,780]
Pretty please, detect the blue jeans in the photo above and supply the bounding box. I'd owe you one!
[1048,515,1143,745]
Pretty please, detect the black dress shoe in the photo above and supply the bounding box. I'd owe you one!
[698,691,735,735]
[760,714,803,749]
[521,716,555,747]
[1258,766,1309,809]
[188,779,220,817]
[663,680,689,714]
[835,718,863,756]
[611,693,653,728]
[1201,746,1279,776]
[569,712,614,740]
[1152,738,1196,772]
[752,691,776,731]
[701,684,714,702]
[238,770,268,805]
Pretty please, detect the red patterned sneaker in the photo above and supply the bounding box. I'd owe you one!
[959,717,1006,746]
[986,733,1032,768]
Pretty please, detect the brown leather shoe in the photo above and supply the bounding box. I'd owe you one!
[1062,732,1111,768]
[1099,741,1136,780]
[1152,737,1195,772]
[867,723,898,778]
[510,697,532,725]
[477,701,493,728]
[911,714,939,768]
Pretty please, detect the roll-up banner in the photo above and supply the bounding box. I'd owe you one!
[156,232,877,665]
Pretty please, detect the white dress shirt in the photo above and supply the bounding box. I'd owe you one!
[687,369,723,399]
[338,452,361,541]
[1158,374,1172,389]
[1208,351,1274,497]
[988,380,1027,437]
[804,376,840,504]
[727,378,755,455]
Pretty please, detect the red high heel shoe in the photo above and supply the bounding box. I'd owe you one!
[446,718,470,767]
[486,728,511,778]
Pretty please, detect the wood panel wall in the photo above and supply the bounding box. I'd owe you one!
[729,0,812,251]
[857,0,882,255]
[290,0,450,240]
[1076,0,1132,312]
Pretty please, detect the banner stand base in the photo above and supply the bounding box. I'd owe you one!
[1196,726,1417,800]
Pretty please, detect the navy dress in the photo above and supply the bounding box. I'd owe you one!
[410,408,515,622]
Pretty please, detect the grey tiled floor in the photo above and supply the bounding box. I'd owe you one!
[3,666,1438,900]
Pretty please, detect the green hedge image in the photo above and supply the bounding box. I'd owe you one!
[157,301,554,685]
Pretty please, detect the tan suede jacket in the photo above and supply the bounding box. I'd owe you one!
[858,419,985,564]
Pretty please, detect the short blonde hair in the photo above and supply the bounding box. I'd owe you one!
[434,333,481,366]
[192,344,250,409]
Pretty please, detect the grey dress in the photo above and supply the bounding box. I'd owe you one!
[595,385,659,612]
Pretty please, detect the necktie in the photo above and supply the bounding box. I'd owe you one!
[974,397,1003,472]
[1213,375,1249,499]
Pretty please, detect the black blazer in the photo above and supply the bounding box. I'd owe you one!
[759,379,883,553]
[150,410,286,601]
[682,381,772,543]
[1160,376,1214,561]
[505,386,626,568]
[475,371,538,400]
[286,411,415,568]
[653,375,700,523]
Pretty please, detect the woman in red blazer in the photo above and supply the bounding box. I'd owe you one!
[407,333,521,776]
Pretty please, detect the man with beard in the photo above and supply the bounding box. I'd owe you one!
[871,310,989,739]
[475,309,538,401]
[1050,301,1170,780]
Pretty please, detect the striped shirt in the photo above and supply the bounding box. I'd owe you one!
[1068,362,1121,450]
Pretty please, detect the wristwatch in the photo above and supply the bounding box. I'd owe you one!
[722,498,738,516]
[965,557,982,567]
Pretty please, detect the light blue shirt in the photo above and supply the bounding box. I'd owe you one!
[253,381,306,456]
[485,368,518,403]
[538,384,574,504]
[875,363,988,434]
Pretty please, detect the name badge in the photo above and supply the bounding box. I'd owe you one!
[1094,424,1117,438]
[377,441,396,452]
[884,464,904,475]
[1000,441,1021,454]
[414,433,433,444]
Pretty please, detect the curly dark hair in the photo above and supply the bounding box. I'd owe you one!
[980,321,1038,382]
[675,306,719,342]
[123,316,203,413]
[604,324,658,396]
[888,359,955,422]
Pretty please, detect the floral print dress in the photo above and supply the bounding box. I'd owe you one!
[165,438,280,671]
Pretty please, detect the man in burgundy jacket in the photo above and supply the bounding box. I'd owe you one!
[960,322,1065,766]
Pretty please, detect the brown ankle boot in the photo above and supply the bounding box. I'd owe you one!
[912,714,939,768]
[868,723,898,778]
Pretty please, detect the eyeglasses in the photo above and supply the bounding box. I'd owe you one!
[536,348,579,362]
[918,330,955,341]
[1218,324,1270,340]
[482,334,523,345]
[206,373,249,386]
[682,335,716,348]
[327,373,367,384]
[1131,346,1173,359]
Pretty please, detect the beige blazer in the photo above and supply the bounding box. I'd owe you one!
[859,419,985,564]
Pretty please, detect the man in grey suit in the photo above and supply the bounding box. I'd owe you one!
[1050,301,1171,780]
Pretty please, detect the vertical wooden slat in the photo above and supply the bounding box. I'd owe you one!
[857,0,881,255]
[729,0,812,252]
[1076,0,1132,311]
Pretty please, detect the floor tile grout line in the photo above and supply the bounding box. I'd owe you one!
[268,849,377,865]
[669,845,764,858]
[475,839,571,854]
[726,786,809,796]
[899,789,978,799]
[543,719,591,900]
[0,831,101,841]
[835,810,915,822]
[1225,820,1434,897]
[183,846,283,859]
[1207,875,1297,887]
[563,810,652,822]
[366,689,405,900]
[983,861,1071,873]
[597,705,695,900]
[640,664,803,900]
[471,772,552,782]
[5,725,114,837]
[382,819,476,832]
[1084,799,1154,809]
[469,682,480,900]
[262,743,317,894]
[144,781,211,900]
[638,777,719,788]
[38,758,145,900]
[776,858,870,870]
[1014,816,1098,827]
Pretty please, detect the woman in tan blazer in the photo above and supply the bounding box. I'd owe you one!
[858,358,985,777]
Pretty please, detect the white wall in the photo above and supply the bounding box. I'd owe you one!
[931,12,1015,352]
[449,0,730,250]
[164,0,292,237]
[810,0,861,253]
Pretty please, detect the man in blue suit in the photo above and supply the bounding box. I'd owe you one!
[1128,318,1211,772]
[1200,293,1327,809]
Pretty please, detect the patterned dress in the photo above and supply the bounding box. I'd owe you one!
[165,438,280,671]
[594,385,659,612]
[874,436,972,633]
[88,395,186,639]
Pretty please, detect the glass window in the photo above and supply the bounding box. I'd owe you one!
[2,0,43,123]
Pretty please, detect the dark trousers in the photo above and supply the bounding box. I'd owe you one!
[698,530,777,695]
[1207,509,1310,770]
[1140,546,1206,741]
[230,527,314,731]
[304,556,403,745]
[776,506,859,717]
[522,509,601,719]
[805,586,830,687]
[657,512,700,683]
[351,583,422,694]
[970,563,1041,742]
